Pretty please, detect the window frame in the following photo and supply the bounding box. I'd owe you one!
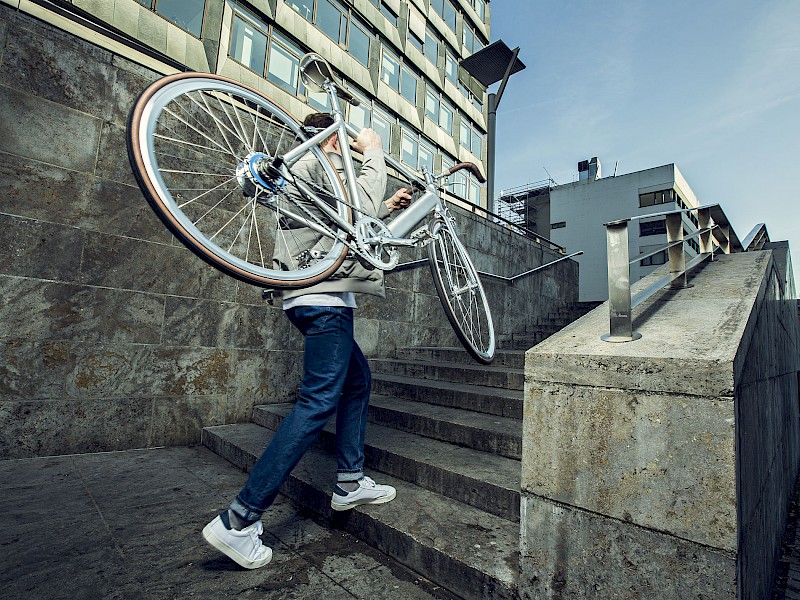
[139,0,206,38]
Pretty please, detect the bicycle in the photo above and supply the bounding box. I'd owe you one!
[127,53,495,364]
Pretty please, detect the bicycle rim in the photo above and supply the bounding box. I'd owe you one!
[428,219,495,364]
[128,72,350,287]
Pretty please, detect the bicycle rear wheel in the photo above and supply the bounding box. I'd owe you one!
[128,72,351,288]
[428,218,496,364]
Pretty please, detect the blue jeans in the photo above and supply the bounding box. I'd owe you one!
[230,305,371,522]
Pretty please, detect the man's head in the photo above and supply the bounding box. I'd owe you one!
[303,113,338,154]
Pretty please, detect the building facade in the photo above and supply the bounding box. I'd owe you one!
[35,0,491,208]
[548,163,703,302]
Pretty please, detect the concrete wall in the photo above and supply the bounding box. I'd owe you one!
[521,249,800,599]
[0,6,577,458]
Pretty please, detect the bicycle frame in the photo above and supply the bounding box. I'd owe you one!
[275,80,446,257]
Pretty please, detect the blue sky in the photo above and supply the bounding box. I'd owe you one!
[489,0,800,289]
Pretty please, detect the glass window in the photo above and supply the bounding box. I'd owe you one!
[463,26,474,54]
[424,28,439,65]
[317,0,345,42]
[425,90,439,121]
[288,0,314,20]
[348,94,371,129]
[439,100,453,134]
[468,179,480,204]
[470,129,482,158]
[381,49,400,90]
[267,34,302,94]
[230,14,267,75]
[430,0,443,17]
[409,30,424,52]
[419,142,435,174]
[400,66,418,104]
[155,0,205,37]
[640,220,667,236]
[460,121,471,151]
[443,0,457,31]
[380,3,398,25]
[372,109,392,151]
[473,0,485,21]
[401,131,419,168]
[445,51,458,85]
[349,19,371,67]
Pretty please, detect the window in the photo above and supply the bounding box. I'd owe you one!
[382,48,419,106]
[288,0,314,20]
[370,0,398,25]
[639,188,676,208]
[640,248,668,267]
[640,220,667,236]
[400,65,419,104]
[551,222,567,229]
[289,0,372,67]
[401,130,419,168]
[424,89,453,134]
[462,24,484,55]
[445,50,458,85]
[230,9,268,75]
[409,30,424,52]
[424,27,440,65]
[431,0,457,32]
[346,92,394,152]
[138,0,205,37]
[472,0,486,21]
[267,32,303,94]
[372,109,393,151]
[419,142,435,174]
[460,119,483,158]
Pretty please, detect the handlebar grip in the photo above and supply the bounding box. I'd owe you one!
[446,162,486,183]
[336,86,360,106]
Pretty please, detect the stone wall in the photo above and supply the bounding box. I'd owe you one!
[521,249,800,599]
[0,6,576,458]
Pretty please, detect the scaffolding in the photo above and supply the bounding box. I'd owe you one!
[496,180,552,231]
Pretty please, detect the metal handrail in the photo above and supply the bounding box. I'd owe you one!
[392,251,583,282]
[602,204,729,342]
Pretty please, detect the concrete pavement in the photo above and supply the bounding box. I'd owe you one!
[0,446,456,600]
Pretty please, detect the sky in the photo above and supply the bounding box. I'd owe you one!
[488,0,800,290]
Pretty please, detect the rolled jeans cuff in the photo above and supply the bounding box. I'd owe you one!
[336,470,363,483]
[229,496,264,524]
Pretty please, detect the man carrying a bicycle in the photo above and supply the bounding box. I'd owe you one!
[203,113,412,569]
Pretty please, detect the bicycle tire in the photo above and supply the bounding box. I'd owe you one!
[428,218,496,364]
[127,72,351,288]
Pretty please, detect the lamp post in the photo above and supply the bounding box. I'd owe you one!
[460,40,526,214]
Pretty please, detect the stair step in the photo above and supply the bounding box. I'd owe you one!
[368,358,525,390]
[368,394,522,460]
[371,372,523,419]
[203,423,519,600]
[253,404,521,522]
[394,346,526,369]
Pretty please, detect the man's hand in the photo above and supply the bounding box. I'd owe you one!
[350,128,382,153]
[385,188,413,212]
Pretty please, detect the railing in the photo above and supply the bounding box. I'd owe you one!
[742,223,770,251]
[602,203,741,342]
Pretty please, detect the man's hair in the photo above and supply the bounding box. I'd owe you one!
[303,112,336,148]
[303,112,334,130]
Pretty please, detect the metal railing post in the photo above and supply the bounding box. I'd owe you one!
[698,207,712,255]
[602,220,641,342]
[666,212,688,288]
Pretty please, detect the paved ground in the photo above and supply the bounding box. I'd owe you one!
[4,444,800,599]
[0,446,457,600]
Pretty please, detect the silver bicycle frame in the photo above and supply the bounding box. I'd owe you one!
[278,80,445,251]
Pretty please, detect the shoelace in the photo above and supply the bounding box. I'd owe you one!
[246,521,265,557]
[360,476,377,489]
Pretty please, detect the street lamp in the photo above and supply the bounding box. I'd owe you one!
[460,40,526,213]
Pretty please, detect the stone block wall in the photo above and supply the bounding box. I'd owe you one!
[0,6,576,458]
[522,249,800,599]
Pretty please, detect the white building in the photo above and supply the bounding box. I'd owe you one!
[549,162,703,302]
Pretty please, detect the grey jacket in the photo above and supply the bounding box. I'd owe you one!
[275,147,391,300]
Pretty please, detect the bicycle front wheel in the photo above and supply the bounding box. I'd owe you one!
[128,72,351,288]
[428,219,496,364]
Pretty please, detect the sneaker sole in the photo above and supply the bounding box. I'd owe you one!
[202,522,273,569]
[330,489,397,512]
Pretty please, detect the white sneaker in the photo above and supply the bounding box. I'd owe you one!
[202,513,273,569]
[330,476,397,512]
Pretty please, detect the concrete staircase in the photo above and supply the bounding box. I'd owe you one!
[202,346,526,600]
[200,303,598,598]
[498,301,602,349]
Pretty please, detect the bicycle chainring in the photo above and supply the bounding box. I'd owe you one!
[354,216,399,270]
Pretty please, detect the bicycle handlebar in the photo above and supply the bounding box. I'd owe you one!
[445,162,486,183]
